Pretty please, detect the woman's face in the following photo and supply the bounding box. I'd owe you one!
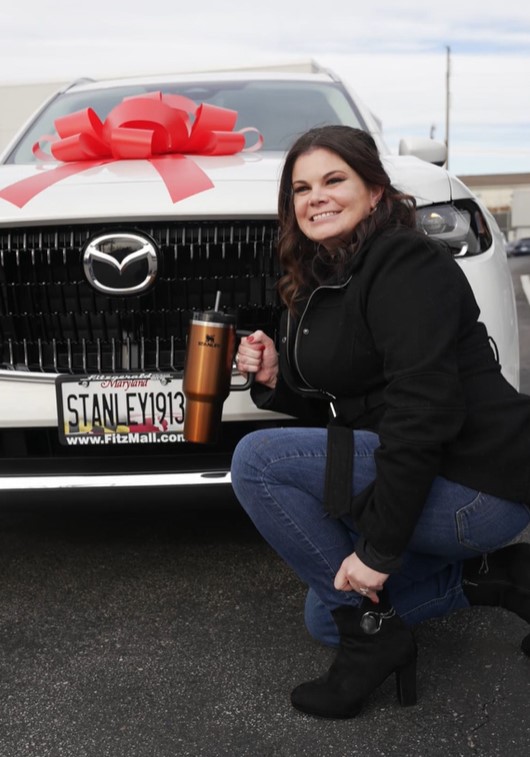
[291,147,383,250]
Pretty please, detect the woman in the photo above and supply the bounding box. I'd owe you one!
[230,125,530,719]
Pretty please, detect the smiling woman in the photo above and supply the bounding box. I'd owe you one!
[231,124,530,721]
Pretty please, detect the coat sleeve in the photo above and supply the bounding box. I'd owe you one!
[351,233,472,564]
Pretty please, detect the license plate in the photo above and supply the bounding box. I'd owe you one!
[56,373,186,446]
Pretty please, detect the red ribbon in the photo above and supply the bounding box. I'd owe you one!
[0,92,262,208]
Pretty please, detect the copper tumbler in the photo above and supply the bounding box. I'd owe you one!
[182,310,252,444]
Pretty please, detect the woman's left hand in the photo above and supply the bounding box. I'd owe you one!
[334,552,389,604]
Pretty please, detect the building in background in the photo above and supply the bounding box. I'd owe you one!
[458,173,530,241]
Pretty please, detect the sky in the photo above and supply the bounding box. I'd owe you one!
[2,0,530,175]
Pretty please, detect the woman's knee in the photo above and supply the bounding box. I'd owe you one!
[232,427,326,480]
[231,429,269,491]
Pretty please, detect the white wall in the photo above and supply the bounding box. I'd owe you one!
[512,189,530,237]
[471,186,514,210]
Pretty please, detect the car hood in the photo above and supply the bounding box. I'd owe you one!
[0,152,457,226]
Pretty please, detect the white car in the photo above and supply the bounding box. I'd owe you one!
[0,70,519,492]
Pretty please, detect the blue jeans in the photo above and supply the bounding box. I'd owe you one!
[231,427,530,647]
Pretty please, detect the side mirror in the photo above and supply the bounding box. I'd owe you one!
[398,138,448,167]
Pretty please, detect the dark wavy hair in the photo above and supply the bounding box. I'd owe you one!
[277,125,416,312]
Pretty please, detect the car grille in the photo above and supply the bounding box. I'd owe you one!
[0,221,281,374]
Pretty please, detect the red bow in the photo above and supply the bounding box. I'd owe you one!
[0,92,262,208]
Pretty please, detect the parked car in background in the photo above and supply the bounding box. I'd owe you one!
[0,68,520,494]
[507,237,530,256]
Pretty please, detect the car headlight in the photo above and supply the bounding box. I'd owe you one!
[416,200,492,257]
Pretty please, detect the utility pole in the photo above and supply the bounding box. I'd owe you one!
[445,45,451,169]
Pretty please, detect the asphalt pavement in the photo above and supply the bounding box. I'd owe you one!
[0,498,529,757]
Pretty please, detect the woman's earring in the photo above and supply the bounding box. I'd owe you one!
[369,205,378,216]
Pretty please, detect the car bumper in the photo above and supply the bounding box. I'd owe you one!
[1,469,233,491]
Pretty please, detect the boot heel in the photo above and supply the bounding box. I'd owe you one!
[395,657,417,707]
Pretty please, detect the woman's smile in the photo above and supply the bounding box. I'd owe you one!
[310,210,341,222]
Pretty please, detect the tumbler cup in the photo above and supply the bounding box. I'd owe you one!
[182,309,252,443]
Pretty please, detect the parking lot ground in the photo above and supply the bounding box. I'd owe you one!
[0,501,529,757]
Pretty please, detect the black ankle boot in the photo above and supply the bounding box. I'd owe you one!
[290,591,417,719]
[462,543,530,656]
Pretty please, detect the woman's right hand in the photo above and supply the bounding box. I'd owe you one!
[236,330,279,390]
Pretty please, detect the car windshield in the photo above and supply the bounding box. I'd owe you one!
[6,79,368,164]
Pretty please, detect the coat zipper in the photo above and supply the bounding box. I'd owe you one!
[288,277,352,413]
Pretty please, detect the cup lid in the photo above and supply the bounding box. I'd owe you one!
[190,310,235,325]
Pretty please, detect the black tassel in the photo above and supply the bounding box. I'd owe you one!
[324,421,353,518]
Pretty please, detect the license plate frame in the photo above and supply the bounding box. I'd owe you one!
[56,372,186,446]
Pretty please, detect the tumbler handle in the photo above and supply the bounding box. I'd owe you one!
[230,329,255,391]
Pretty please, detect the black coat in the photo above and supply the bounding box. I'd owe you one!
[251,226,530,571]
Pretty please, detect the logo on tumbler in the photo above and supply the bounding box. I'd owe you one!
[199,334,220,348]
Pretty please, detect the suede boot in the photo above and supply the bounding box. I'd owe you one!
[462,543,530,655]
[290,591,417,719]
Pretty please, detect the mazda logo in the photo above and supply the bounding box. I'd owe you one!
[83,232,158,295]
